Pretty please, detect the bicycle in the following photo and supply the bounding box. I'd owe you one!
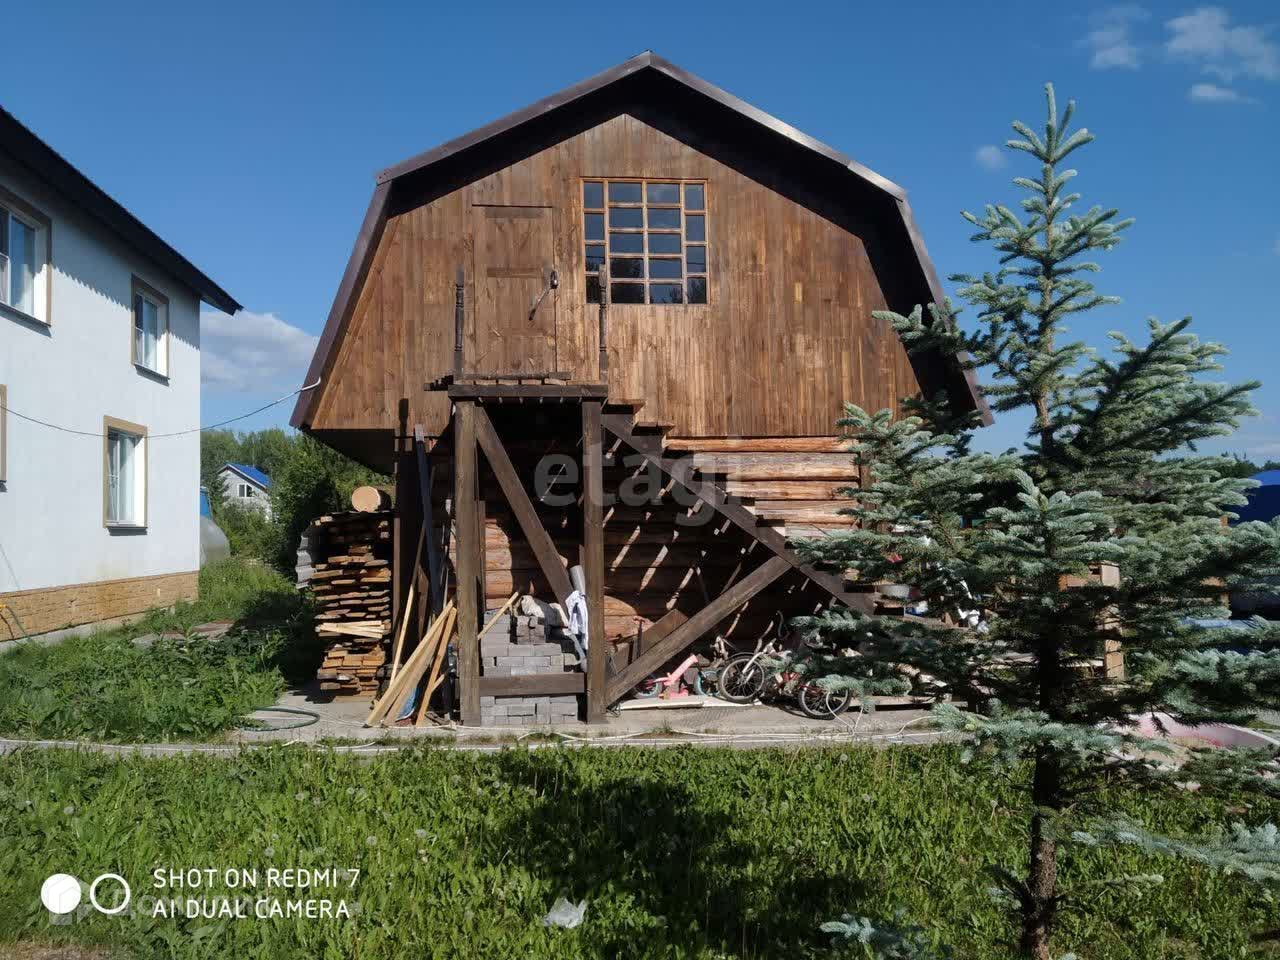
[717,638,856,719]
[631,634,741,699]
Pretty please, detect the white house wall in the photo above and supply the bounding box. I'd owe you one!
[0,159,202,603]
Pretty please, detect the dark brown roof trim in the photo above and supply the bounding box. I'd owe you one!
[292,51,989,428]
[896,198,992,425]
[0,105,240,315]
[291,182,391,427]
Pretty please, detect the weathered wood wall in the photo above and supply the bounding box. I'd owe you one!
[310,114,922,443]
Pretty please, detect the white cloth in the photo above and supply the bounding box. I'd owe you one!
[565,589,589,660]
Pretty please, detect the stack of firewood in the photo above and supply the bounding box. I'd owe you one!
[308,511,393,697]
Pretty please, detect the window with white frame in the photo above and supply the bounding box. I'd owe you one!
[131,277,169,376]
[104,418,147,527]
[237,482,252,498]
[0,193,50,323]
[0,384,7,484]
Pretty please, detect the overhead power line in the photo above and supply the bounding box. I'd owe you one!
[0,380,320,439]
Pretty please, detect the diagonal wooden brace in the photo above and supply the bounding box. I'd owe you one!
[606,554,791,703]
[473,404,574,605]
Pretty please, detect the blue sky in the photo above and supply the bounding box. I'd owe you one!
[4,1,1278,456]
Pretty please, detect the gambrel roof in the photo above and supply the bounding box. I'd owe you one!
[291,51,988,428]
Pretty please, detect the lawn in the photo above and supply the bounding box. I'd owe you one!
[0,744,1274,959]
[0,559,319,743]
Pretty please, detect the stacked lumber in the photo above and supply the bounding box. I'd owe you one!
[308,511,394,696]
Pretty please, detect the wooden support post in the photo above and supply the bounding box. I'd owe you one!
[414,425,443,615]
[1098,562,1125,680]
[473,405,574,604]
[455,401,481,724]
[390,417,406,654]
[582,399,606,722]
[606,555,790,704]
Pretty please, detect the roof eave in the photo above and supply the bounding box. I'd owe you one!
[0,106,241,315]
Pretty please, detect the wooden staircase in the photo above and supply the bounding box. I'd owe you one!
[600,400,875,617]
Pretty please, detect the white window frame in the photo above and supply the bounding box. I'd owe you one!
[131,276,170,378]
[0,187,52,325]
[238,482,252,498]
[0,384,7,484]
[104,416,148,529]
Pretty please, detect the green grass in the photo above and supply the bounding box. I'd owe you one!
[0,559,320,743]
[0,744,1274,959]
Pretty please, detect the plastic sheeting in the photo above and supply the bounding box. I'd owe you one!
[200,516,230,566]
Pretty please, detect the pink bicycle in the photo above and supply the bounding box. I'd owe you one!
[633,651,710,698]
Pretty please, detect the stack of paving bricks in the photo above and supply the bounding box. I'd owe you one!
[307,512,393,697]
[478,600,581,725]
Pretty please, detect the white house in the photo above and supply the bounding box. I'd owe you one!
[218,462,272,519]
[0,105,240,639]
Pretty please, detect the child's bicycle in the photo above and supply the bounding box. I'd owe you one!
[716,640,856,719]
[632,635,741,699]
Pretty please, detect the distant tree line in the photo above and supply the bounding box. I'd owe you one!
[201,428,387,573]
[1216,454,1280,479]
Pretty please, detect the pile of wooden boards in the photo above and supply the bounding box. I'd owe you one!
[308,511,393,696]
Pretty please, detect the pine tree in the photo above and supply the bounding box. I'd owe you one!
[793,85,1280,959]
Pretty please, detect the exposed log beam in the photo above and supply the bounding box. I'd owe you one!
[477,674,585,697]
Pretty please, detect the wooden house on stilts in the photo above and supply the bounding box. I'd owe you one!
[291,53,987,725]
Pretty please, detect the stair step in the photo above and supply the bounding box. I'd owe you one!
[634,420,676,434]
[603,397,646,414]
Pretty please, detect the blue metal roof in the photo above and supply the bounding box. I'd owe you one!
[224,463,272,489]
[1233,469,1280,525]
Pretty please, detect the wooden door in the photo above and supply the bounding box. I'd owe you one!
[470,205,557,374]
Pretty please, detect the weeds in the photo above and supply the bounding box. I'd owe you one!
[0,744,1274,958]
[0,559,320,743]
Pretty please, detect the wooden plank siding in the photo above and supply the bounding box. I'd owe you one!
[310,114,922,446]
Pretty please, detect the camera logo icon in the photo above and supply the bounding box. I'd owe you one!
[41,873,132,917]
[40,874,81,915]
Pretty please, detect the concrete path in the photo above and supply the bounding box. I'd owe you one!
[0,685,944,759]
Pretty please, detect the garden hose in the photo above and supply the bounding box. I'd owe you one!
[236,706,321,731]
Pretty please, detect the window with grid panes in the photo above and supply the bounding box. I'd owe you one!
[583,180,707,305]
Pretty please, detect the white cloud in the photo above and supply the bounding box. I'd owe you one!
[974,145,1007,171]
[1188,81,1250,102]
[1086,5,1149,70]
[201,309,318,394]
[1166,6,1280,82]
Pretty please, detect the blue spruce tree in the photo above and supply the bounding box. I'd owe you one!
[794,85,1280,959]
